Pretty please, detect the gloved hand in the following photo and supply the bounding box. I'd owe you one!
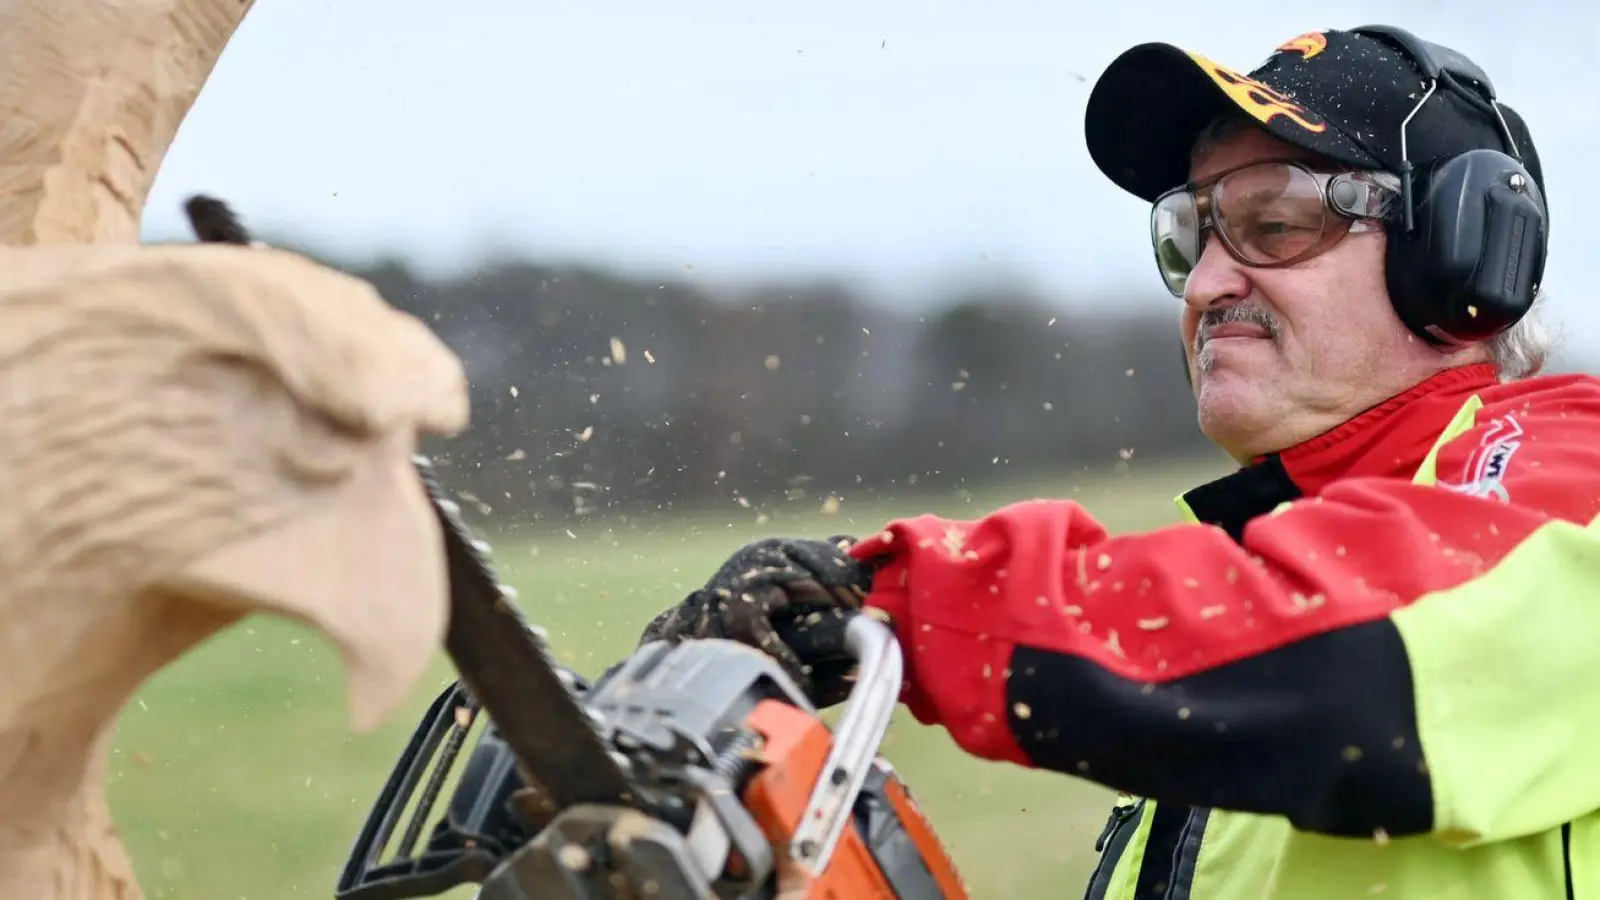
[638,535,873,706]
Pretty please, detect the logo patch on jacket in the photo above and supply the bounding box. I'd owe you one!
[1443,414,1524,503]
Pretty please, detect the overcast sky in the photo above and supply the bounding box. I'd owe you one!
[144,0,1600,359]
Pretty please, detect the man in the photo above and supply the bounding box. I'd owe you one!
[639,25,1600,898]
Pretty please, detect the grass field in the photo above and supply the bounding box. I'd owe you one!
[106,455,1230,900]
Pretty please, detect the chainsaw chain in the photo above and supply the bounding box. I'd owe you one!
[414,454,635,815]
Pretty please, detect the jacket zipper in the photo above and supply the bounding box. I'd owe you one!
[1083,797,1143,900]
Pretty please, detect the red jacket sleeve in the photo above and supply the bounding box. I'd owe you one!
[849,401,1600,838]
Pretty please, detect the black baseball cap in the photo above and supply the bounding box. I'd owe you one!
[1084,26,1545,208]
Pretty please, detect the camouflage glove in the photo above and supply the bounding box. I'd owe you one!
[638,535,872,706]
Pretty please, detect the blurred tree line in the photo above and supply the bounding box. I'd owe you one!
[302,247,1222,527]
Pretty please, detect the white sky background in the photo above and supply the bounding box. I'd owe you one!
[145,1,1600,362]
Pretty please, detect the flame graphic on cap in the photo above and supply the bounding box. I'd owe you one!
[1276,32,1328,59]
[1186,51,1327,133]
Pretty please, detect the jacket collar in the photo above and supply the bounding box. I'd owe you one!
[1181,363,1500,540]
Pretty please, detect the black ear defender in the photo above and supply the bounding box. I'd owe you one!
[1351,25,1549,346]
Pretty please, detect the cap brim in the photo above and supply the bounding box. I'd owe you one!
[1085,43,1380,203]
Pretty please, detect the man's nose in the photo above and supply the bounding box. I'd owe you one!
[1183,231,1251,314]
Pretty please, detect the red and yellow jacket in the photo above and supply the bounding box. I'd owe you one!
[850,363,1600,899]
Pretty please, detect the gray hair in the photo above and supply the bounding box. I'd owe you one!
[1485,304,1554,380]
[1189,111,1557,381]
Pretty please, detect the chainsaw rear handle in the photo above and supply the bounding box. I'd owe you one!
[778,611,904,877]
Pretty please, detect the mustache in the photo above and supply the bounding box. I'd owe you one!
[1195,304,1281,353]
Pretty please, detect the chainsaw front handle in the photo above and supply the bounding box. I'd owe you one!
[786,612,904,875]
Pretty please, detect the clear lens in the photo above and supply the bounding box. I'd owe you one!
[1148,162,1393,297]
[1150,190,1201,296]
[1212,164,1329,265]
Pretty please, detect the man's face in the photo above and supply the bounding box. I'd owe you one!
[1179,126,1465,461]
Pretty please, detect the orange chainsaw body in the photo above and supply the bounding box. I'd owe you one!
[741,700,970,899]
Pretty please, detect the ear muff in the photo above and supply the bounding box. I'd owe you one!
[1384,147,1548,345]
[1351,24,1550,347]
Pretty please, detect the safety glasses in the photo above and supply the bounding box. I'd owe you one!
[1150,159,1402,297]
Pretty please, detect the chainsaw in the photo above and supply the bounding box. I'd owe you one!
[330,456,969,900]
[178,195,968,899]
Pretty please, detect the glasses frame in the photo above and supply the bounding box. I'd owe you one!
[1149,158,1402,297]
